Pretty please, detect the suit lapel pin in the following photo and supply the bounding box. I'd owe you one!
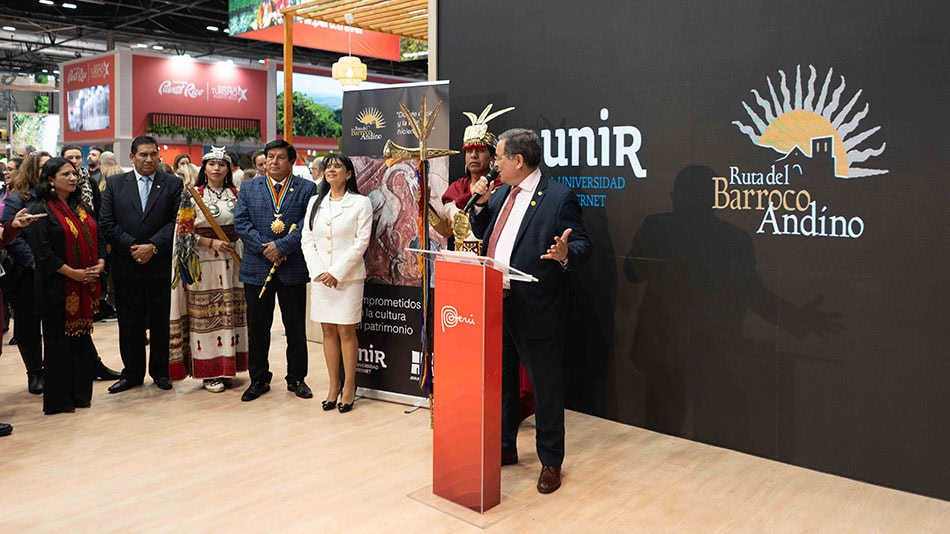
[290,188,294,192]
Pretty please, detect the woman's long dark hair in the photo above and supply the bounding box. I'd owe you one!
[194,156,235,190]
[308,153,361,230]
[36,157,84,210]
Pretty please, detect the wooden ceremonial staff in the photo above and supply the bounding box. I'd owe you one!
[259,222,298,298]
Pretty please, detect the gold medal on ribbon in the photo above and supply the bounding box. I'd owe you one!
[271,213,286,234]
[267,175,294,235]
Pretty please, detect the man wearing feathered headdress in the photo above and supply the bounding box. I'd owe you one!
[441,104,514,219]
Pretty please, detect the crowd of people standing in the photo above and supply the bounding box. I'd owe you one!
[0,136,370,432]
[0,126,590,495]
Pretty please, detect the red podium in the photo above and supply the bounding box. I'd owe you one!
[412,249,535,513]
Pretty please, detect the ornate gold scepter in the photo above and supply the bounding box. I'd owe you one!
[259,223,298,298]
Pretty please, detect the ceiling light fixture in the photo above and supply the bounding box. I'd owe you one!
[39,0,55,5]
[331,14,366,87]
[62,2,78,8]
[152,44,164,50]
[206,25,219,31]
[2,26,16,32]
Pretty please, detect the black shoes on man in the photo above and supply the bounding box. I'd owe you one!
[241,380,313,402]
[108,378,142,394]
[287,380,313,399]
[241,381,270,401]
[108,376,171,394]
[94,359,122,381]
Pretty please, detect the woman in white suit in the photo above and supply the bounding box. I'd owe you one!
[300,154,372,413]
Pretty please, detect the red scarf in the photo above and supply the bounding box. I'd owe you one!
[48,198,100,335]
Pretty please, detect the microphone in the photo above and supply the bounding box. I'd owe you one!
[464,168,499,212]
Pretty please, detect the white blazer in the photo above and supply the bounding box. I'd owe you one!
[300,191,373,282]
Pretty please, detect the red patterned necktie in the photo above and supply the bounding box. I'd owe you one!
[486,186,522,258]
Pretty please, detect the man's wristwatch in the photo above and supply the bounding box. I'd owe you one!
[558,256,569,268]
[151,244,159,255]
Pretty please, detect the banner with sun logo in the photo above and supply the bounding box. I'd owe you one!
[339,82,452,407]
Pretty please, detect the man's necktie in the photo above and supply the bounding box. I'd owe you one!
[274,182,283,195]
[486,186,522,258]
[139,176,151,210]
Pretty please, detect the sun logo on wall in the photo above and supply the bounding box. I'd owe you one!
[733,65,888,179]
[357,107,386,129]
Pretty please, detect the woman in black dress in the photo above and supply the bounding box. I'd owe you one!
[25,158,106,415]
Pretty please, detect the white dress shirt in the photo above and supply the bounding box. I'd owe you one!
[492,168,542,288]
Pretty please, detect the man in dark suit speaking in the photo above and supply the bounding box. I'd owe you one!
[100,135,183,393]
[471,128,592,494]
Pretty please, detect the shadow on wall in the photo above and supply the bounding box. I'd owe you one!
[622,165,843,456]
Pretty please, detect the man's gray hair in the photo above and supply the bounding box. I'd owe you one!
[498,128,542,168]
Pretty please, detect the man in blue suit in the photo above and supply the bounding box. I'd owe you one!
[234,140,317,401]
[472,128,592,494]
[100,135,183,393]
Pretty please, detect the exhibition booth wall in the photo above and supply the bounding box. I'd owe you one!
[439,0,949,500]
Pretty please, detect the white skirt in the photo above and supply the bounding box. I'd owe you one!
[309,279,364,325]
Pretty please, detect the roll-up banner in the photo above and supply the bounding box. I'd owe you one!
[342,81,452,406]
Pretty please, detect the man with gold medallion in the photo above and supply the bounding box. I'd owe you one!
[234,140,317,402]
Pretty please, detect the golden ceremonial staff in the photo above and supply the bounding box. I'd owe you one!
[259,222,298,298]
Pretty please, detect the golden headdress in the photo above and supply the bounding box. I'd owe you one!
[462,104,515,151]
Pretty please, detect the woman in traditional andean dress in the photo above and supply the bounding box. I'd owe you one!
[169,147,248,392]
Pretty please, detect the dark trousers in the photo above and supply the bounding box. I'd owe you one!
[500,300,566,468]
[114,277,171,382]
[8,268,43,375]
[42,311,95,414]
[244,279,308,384]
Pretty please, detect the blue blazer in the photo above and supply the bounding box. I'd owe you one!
[234,175,317,286]
[473,174,592,339]
[99,170,182,281]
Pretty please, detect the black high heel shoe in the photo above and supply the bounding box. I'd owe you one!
[338,402,353,413]
[322,398,338,411]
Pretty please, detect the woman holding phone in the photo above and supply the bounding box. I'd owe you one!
[0,207,39,435]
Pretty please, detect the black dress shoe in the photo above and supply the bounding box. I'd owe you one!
[287,380,313,399]
[94,359,122,381]
[241,381,270,402]
[501,449,519,466]
[107,378,143,394]
[154,377,173,390]
[338,402,353,413]
[27,373,44,395]
[322,399,338,411]
[0,422,11,437]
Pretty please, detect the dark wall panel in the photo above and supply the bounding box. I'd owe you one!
[440,0,950,499]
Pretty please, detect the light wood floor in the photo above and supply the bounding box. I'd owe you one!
[0,317,947,532]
